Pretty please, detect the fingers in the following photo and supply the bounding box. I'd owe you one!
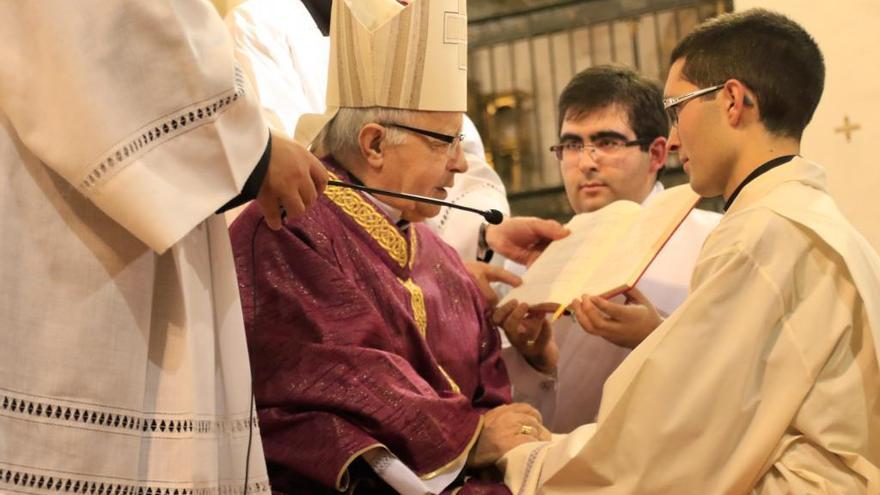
[484,402,543,427]
[590,296,630,321]
[492,300,518,326]
[502,402,544,423]
[309,156,329,194]
[479,264,523,287]
[530,218,570,241]
[464,262,498,305]
[531,423,552,442]
[624,287,651,306]
[518,312,547,346]
[256,186,283,230]
[502,303,530,341]
[260,135,328,226]
[279,185,308,217]
[571,296,613,335]
[530,318,553,349]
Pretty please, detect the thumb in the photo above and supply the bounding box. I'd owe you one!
[532,219,570,241]
[624,287,652,306]
[591,296,629,320]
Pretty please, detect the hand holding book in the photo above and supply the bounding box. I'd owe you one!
[499,184,701,320]
[570,288,663,349]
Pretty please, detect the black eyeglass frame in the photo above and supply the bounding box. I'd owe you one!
[380,122,464,145]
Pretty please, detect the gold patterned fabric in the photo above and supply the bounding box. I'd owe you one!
[324,172,409,268]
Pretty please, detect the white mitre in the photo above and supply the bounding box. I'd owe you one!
[295,0,468,145]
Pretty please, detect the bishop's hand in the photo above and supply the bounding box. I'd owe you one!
[464,262,522,307]
[257,131,329,229]
[493,300,558,375]
[467,403,551,468]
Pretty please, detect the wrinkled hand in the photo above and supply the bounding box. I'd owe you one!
[467,403,551,468]
[464,262,522,306]
[569,287,662,349]
[257,132,329,230]
[484,217,569,266]
[493,301,557,375]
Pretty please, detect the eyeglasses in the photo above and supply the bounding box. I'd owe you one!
[549,136,652,164]
[663,84,724,125]
[381,122,465,158]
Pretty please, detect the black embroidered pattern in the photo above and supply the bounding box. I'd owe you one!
[0,394,256,436]
[0,466,270,495]
[78,66,248,192]
[515,444,548,495]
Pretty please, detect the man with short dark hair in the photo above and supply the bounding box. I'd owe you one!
[491,9,880,493]
[495,65,719,432]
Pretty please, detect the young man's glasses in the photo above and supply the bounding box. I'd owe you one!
[381,122,464,158]
[550,136,652,164]
[663,84,724,125]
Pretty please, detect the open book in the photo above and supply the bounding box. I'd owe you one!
[500,184,701,319]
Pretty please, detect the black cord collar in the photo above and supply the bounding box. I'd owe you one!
[724,155,796,211]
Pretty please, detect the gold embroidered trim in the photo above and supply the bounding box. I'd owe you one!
[418,415,484,480]
[409,227,418,270]
[400,277,428,336]
[324,172,409,268]
[335,443,382,491]
[437,365,462,395]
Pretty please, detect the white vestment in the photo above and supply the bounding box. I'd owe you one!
[503,182,720,431]
[501,157,880,494]
[0,2,270,493]
[226,0,509,260]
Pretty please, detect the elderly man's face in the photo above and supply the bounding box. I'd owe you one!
[379,111,467,222]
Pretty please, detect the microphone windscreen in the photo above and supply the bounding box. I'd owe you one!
[484,209,504,225]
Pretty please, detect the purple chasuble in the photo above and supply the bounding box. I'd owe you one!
[230,159,512,494]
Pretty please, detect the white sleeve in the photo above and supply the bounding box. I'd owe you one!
[0,0,268,253]
[363,447,464,495]
[226,0,330,138]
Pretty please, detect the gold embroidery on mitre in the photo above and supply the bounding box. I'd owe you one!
[324,172,408,268]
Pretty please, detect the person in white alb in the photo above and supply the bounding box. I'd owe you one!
[495,65,720,432]
[0,1,328,493]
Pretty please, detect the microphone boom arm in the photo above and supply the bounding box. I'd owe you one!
[327,180,504,224]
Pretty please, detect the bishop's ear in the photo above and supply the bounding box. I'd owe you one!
[358,123,387,169]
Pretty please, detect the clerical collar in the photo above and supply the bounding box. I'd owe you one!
[347,172,409,230]
[724,155,797,211]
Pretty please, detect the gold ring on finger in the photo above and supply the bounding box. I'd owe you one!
[519,424,535,435]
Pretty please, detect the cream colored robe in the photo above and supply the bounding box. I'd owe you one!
[503,183,720,432]
[500,157,880,494]
[0,2,270,493]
